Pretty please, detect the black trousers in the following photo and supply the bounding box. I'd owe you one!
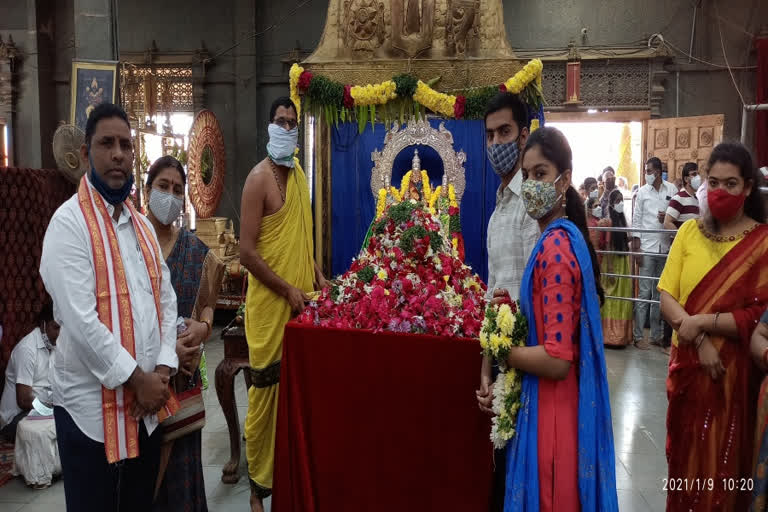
[54,406,162,512]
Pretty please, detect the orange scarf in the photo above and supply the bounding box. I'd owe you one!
[78,177,178,463]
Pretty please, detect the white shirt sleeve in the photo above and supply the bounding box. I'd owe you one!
[139,217,179,373]
[40,210,138,390]
[632,187,644,239]
[11,340,37,387]
[156,255,179,373]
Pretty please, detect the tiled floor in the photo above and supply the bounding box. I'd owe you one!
[0,333,669,511]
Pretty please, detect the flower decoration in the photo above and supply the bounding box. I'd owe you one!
[287,60,544,129]
[429,186,442,211]
[413,80,457,118]
[297,201,486,338]
[350,80,397,107]
[400,171,413,200]
[343,85,354,109]
[298,70,313,92]
[289,63,304,118]
[420,170,432,203]
[479,297,528,448]
[454,95,466,119]
[504,59,543,94]
[376,188,388,219]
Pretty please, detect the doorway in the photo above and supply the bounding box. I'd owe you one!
[546,111,650,220]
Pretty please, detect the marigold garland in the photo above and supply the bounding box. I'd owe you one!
[448,185,458,209]
[420,170,432,203]
[400,171,413,200]
[350,80,397,107]
[287,59,544,129]
[429,186,442,210]
[390,186,402,202]
[376,188,388,219]
[413,80,457,118]
[289,63,304,118]
[504,59,543,94]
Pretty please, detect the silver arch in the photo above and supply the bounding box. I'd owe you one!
[370,118,467,203]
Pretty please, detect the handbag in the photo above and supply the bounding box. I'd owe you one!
[161,383,206,442]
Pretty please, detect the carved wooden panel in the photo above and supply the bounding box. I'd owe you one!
[120,65,194,120]
[580,60,650,107]
[542,64,566,107]
[643,114,724,184]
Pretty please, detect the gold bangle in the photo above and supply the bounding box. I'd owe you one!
[201,319,212,338]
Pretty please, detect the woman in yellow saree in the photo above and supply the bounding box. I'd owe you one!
[658,142,768,511]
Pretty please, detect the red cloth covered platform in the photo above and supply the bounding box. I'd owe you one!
[273,322,493,511]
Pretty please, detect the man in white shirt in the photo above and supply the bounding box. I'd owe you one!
[0,303,59,441]
[40,103,178,511]
[631,157,678,349]
[475,92,540,512]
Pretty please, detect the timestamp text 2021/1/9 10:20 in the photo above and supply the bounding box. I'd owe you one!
[662,478,755,492]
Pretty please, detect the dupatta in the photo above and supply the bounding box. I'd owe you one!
[504,218,618,511]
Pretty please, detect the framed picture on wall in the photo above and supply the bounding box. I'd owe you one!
[70,60,118,132]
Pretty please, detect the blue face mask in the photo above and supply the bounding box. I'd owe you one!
[487,140,520,178]
[661,172,668,182]
[88,151,134,205]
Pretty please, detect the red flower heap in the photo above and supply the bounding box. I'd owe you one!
[298,70,313,92]
[297,201,487,338]
[453,95,466,120]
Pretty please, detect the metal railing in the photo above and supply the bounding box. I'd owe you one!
[588,225,676,305]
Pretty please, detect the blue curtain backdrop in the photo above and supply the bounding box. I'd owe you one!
[329,119,501,283]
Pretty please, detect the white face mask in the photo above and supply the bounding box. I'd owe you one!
[591,206,602,218]
[645,173,656,186]
[41,324,54,351]
[149,189,184,226]
[589,188,599,199]
[613,202,624,214]
[690,175,702,190]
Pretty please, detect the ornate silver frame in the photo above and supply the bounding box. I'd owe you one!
[370,119,467,203]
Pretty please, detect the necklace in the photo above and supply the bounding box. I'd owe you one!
[697,219,758,242]
[269,159,286,203]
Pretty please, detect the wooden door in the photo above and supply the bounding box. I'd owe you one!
[642,114,724,183]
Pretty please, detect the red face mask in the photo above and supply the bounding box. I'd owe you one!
[707,187,746,221]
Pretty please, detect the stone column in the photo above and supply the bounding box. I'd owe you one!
[73,0,117,61]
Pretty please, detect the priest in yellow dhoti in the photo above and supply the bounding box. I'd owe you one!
[239,97,327,512]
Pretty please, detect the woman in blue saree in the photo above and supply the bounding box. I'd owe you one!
[145,156,224,512]
[499,127,618,511]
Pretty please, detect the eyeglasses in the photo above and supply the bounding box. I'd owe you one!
[274,117,298,130]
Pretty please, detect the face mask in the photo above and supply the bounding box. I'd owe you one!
[661,172,668,182]
[521,175,563,220]
[88,152,134,206]
[707,188,746,222]
[591,206,602,218]
[690,175,702,189]
[266,123,298,168]
[487,141,520,178]
[589,188,599,199]
[645,173,656,186]
[613,202,624,214]
[41,325,54,351]
[149,188,184,226]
